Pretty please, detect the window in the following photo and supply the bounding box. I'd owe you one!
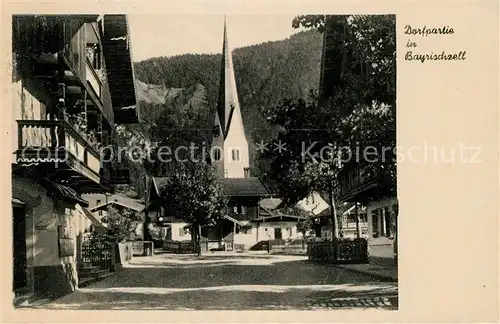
[233,206,238,214]
[241,206,246,214]
[213,148,221,161]
[86,43,101,70]
[232,149,239,161]
[236,225,252,235]
[96,199,102,216]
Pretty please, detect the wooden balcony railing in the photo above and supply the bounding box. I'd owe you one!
[86,60,102,98]
[339,166,378,201]
[16,120,106,184]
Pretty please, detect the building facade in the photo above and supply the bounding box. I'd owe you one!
[318,15,398,242]
[11,14,138,303]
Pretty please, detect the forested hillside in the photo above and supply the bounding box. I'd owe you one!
[115,29,323,196]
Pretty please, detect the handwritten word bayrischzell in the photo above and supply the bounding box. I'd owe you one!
[404,25,454,37]
[405,51,467,63]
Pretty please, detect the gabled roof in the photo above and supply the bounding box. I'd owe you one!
[259,198,283,211]
[223,177,271,197]
[76,204,107,233]
[252,214,308,223]
[316,202,361,218]
[90,197,145,213]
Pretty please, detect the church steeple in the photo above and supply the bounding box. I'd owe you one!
[216,17,244,139]
[211,17,250,179]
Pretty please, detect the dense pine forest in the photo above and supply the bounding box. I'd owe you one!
[116,29,324,196]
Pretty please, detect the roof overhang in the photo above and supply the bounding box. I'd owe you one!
[77,204,107,231]
[223,215,247,227]
[90,201,145,213]
[253,214,308,223]
[101,14,139,124]
[40,178,89,207]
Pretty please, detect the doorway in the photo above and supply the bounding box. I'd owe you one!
[274,228,282,240]
[13,205,27,292]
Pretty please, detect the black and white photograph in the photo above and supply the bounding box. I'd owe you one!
[11,13,397,311]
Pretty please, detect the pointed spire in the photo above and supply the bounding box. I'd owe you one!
[216,16,242,138]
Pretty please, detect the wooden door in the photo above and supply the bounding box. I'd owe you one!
[274,228,282,240]
[13,206,27,291]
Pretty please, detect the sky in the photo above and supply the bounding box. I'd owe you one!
[127,15,305,62]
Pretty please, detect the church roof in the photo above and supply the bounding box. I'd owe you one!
[150,176,270,198]
[223,177,271,197]
[215,18,244,139]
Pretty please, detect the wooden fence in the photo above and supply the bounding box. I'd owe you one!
[307,238,369,264]
[80,235,113,271]
[163,240,194,254]
[270,239,307,249]
[131,241,154,256]
[200,239,226,253]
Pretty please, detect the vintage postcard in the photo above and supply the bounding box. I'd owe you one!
[1,1,498,323]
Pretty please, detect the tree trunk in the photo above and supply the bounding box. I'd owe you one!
[355,203,361,239]
[191,224,197,252]
[328,187,339,239]
[197,224,202,256]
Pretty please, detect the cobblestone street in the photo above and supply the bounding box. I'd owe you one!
[31,253,398,310]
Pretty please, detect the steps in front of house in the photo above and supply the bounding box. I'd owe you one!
[78,263,114,288]
[78,271,114,288]
[249,240,269,251]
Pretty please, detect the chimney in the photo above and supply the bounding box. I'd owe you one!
[244,168,251,178]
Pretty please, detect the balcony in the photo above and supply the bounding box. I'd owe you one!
[338,166,379,202]
[16,120,110,193]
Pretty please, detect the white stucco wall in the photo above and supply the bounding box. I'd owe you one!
[223,107,249,179]
[168,222,192,242]
[211,111,226,178]
[232,222,301,249]
[211,103,250,179]
[12,79,47,164]
[13,177,93,270]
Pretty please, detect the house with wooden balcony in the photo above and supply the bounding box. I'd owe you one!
[11,14,138,304]
[146,176,273,250]
[337,165,397,241]
[318,15,398,242]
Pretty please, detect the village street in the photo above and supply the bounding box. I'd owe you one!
[31,252,397,310]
